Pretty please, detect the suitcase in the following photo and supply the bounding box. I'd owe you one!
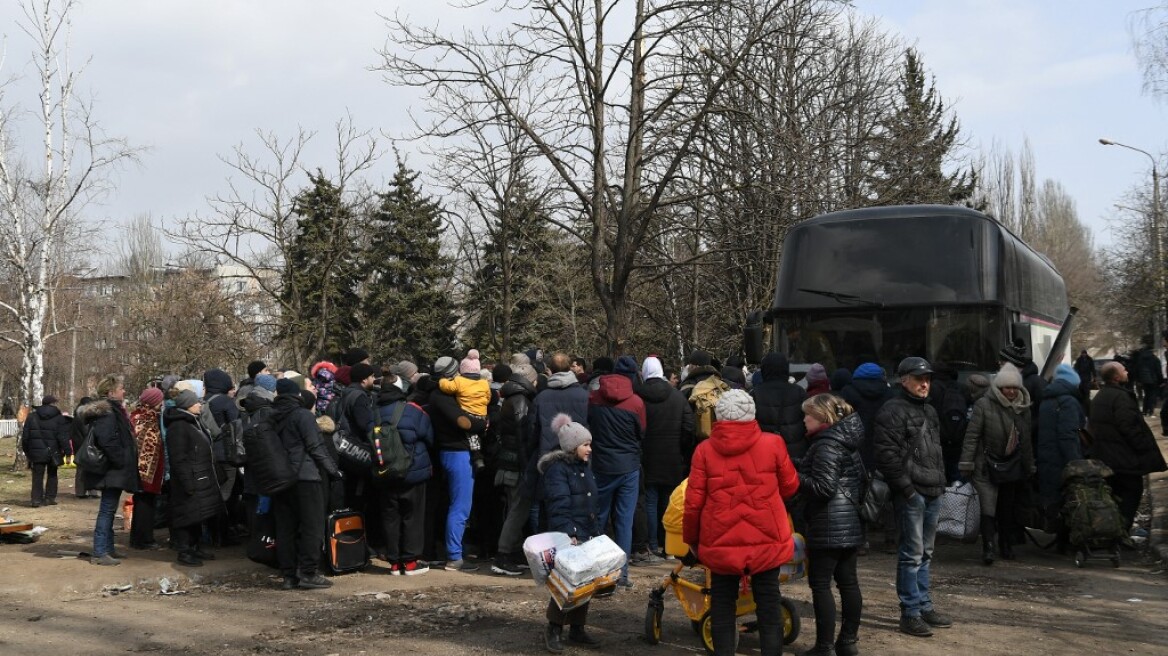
[326,509,369,574]
[246,497,279,569]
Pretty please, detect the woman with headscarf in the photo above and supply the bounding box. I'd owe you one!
[129,387,166,550]
[165,389,223,567]
[635,356,694,557]
[959,363,1034,564]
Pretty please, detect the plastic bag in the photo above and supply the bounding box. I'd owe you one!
[523,532,572,585]
[937,481,980,542]
[552,534,627,587]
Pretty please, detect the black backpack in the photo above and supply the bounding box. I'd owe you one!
[202,394,247,466]
[938,383,970,448]
[240,406,296,495]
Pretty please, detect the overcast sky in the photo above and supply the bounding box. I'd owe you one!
[0,0,1160,251]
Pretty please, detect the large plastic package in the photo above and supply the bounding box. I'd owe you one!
[523,531,573,585]
[551,534,627,587]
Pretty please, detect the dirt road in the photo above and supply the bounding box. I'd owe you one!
[2,443,1166,655]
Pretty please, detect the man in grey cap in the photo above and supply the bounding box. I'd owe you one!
[874,357,950,638]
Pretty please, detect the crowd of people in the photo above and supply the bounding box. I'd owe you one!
[15,339,1167,656]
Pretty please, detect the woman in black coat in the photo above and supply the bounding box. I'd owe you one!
[21,397,72,506]
[165,390,223,567]
[798,393,865,656]
[79,378,139,565]
[636,357,694,554]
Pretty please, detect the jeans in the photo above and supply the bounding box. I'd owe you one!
[711,566,783,656]
[440,451,474,561]
[31,462,58,504]
[595,469,639,579]
[807,547,862,646]
[893,492,941,617]
[93,488,122,557]
[643,483,672,552]
[273,481,326,577]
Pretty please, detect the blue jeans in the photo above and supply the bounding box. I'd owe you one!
[93,488,122,557]
[894,492,941,617]
[440,451,474,561]
[595,470,639,579]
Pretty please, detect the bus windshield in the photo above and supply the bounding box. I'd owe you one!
[777,306,1004,374]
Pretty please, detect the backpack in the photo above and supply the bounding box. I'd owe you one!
[326,388,374,475]
[240,406,297,495]
[689,376,731,441]
[201,394,247,466]
[1061,459,1127,545]
[937,383,969,448]
[372,402,411,484]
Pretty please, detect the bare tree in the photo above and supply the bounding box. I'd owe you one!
[1130,4,1168,102]
[0,0,137,406]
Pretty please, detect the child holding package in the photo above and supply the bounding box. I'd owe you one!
[536,413,603,653]
[438,349,491,471]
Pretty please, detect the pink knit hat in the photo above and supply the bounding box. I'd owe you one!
[460,349,482,375]
[139,387,164,408]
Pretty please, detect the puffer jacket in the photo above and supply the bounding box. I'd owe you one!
[1037,378,1084,507]
[21,404,71,465]
[203,368,240,463]
[636,377,694,486]
[1090,384,1168,476]
[960,388,1035,478]
[164,407,223,528]
[840,376,895,470]
[539,450,600,541]
[375,385,434,486]
[79,399,139,493]
[683,419,800,576]
[874,388,946,499]
[799,413,866,550]
[750,353,808,461]
[494,377,537,474]
[587,374,646,476]
[270,392,340,482]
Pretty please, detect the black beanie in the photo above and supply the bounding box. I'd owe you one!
[688,350,712,367]
[350,363,377,384]
[247,360,267,380]
[343,348,370,366]
[275,378,300,396]
[493,363,513,384]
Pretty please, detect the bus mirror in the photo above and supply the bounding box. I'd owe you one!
[744,311,765,365]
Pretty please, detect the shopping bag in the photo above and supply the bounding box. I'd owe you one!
[937,481,980,542]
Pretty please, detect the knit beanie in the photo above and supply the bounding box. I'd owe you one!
[641,356,665,381]
[806,363,828,384]
[615,355,639,376]
[593,356,614,374]
[173,389,199,410]
[138,387,164,408]
[276,378,301,396]
[551,413,591,453]
[433,356,458,378]
[283,370,306,390]
[460,349,482,375]
[715,389,755,422]
[999,342,1028,367]
[1054,363,1081,387]
[493,363,513,384]
[335,365,352,386]
[255,374,277,392]
[510,352,531,368]
[350,363,378,385]
[852,363,885,380]
[687,350,712,367]
[391,360,419,383]
[343,347,370,366]
[993,363,1024,389]
[246,360,267,380]
[968,373,991,399]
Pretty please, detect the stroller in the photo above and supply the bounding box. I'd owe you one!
[643,480,804,654]
[1061,459,1126,568]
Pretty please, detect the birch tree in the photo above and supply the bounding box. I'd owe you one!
[0,0,136,406]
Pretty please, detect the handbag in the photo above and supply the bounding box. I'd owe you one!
[937,480,980,542]
[75,426,110,475]
[984,448,1025,484]
[841,460,890,525]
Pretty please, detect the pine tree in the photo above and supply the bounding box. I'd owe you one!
[279,171,363,366]
[363,161,457,362]
[869,49,975,205]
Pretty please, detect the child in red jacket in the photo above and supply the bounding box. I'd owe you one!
[684,389,799,656]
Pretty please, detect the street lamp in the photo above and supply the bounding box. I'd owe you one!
[1100,137,1165,344]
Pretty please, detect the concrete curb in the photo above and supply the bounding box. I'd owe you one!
[1146,418,1168,566]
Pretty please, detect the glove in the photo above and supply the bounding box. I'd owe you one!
[681,548,699,567]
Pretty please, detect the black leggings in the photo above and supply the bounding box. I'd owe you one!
[807,547,862,646]
[710,566,783,655]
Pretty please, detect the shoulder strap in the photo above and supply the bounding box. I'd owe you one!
[390,401,407,428]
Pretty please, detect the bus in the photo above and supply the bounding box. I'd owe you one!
[745,205,1072,378]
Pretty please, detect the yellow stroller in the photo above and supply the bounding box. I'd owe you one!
[643,479,804,654]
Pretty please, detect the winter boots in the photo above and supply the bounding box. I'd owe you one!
[981,515,996,565]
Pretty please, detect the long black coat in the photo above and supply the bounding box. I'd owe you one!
[751,354,808,461]
[165,408,223,528]
[799,413,866,550]
[79,399,139,493]
[1089,384,1168,476]
[636,377,694,486]
[21,405,71,465]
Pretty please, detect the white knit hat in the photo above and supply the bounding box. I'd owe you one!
[715,389,756,422]
[551,413,591,452]
[994,362,1024,389]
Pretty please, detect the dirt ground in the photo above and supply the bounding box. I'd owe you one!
[2,438,1166,656]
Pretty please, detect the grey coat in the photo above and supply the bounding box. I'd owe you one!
[959,388,1034,516]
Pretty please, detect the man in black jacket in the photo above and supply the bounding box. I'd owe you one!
[750,353,808,462]
[21,395,71,507]
[874,357,951,638]
[271,378,341,590]
[490,364,539,576]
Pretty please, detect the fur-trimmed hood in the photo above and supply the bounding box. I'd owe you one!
[537,448,584,474]
[78,398,117,420]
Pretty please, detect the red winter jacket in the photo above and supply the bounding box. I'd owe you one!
[683,418,799,576]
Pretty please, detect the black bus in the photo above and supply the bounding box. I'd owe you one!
[748,205,1070,377]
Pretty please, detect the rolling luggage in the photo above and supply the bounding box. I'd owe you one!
[326,508,369,574]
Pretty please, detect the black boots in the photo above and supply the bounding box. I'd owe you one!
[835,635,859,656]
[981,515,996,566]
[567,625,601,649]
[545,624,564,653]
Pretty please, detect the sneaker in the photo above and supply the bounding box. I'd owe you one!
[110,550,128,560]
[30,500,41,508]
[491,557,524,576]
[131,542,163,551]
[899,615,933,637]
[91,553,121,566]
[402,560,430,576]
[388,563,403,576]
[921,609,952,628]
[445,559,479,572]
[297,573,333,589]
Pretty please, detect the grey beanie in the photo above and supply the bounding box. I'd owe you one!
[715,389,755,422]
[391,360,420,384]
[513,363,538,386]
[551,413,591,453]
[173,389,200,411]
[433,356,458,378]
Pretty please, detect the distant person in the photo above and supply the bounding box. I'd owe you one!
[1130,336,1162,416]
[21,395,71,507]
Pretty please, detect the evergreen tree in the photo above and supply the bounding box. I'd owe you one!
[279,171,363,366]
[363,161,457,362]
[869,49,975,205]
